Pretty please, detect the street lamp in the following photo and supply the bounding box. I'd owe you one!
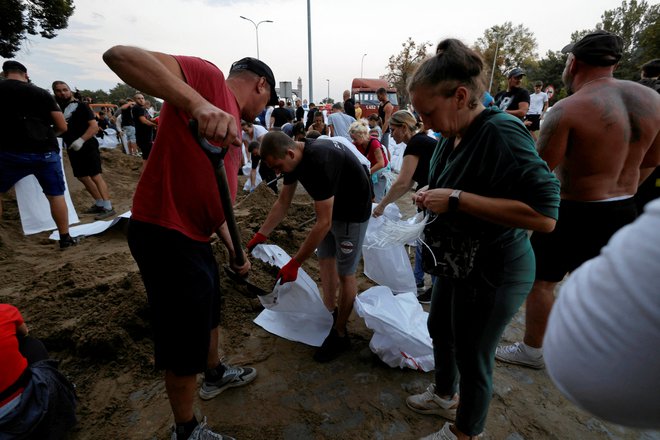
[326,79,330,103]
[240,16,273,60]
[488,33,501,94]
[360,53,367,78]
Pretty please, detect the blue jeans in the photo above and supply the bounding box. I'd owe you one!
[0,151,65,196]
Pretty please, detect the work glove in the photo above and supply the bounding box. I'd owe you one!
[246,232,267,252]
[277,257,301,285]
[69,137,85,151]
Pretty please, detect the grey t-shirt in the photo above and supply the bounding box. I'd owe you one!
[327,112,356,140]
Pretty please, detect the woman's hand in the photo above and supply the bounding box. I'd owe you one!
[418,188,453,214]
[372,203,385,217]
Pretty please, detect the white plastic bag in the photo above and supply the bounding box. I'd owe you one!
[354,286,434,371]
[242,162,262,192]
[252,244,333,347]
[362,204,417,294]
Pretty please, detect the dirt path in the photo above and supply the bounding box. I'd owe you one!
[0,147,654,440]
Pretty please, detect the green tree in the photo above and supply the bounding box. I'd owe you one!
[0,0,75,58]
[76,88,110,103]
[524,50,568,105]
[474,22,538,94]
[384,37,431,108]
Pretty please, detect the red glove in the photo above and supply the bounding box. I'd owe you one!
[247,232,267,252]
[277,257,301,285]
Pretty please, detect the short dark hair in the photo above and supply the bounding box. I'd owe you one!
[260,131,296,160]
[641,59,660,78]
[247,141,260,153]
[376,87,387,95]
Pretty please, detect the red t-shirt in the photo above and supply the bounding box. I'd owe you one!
[358,137,389,169]
[131,56,242,242]
[0,304,28,403]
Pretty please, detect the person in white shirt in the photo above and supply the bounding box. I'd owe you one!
[524,81,549,140]
[543,198,660,429]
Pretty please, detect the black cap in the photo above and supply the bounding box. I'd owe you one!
[561,30,623,67]
[230,57,278,106]
[507,68,526,78]
[2,60,27,73]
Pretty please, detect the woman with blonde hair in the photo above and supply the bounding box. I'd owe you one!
[348,120,388,201]
[373,110,437,300]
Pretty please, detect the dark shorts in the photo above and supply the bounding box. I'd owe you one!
[526,114,541,131]
[0,151,66,196]
[67,138,102,178]
[317,219,369,275]
[531,198,637,282]
[127,219,221,376]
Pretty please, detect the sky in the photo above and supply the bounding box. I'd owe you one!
[3,0,651,103]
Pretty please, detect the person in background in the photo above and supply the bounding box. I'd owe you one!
[308,112,330,136]
[494,67,530,121]
[377,87,394,148]
[404,38,560,440]
[354,100,363,120]
[327,102,356,140]
[343,89,356,119]
[372,110,437,303]
[348,120,388,202]
[305,102,318,130]
[294,98,305,123]
[524,81,549,140]
[0,303,77,438]
[367,113,382,139]
[270,100,291,131]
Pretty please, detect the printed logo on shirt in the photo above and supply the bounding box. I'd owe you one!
[340,241,354,254]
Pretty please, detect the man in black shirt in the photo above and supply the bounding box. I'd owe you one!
[270,100,291,130]
[0,61,79,248]
[295,98,305,123]
[343,90,356,119]
[132,93,158,161]
[52,81,116,220]
[247,132,372,362]
[494,67,530,120]
[119,98,138,155]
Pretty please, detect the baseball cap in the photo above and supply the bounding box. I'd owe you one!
[507,68,526,78]
[2,60,27,73]
[230,57,278,106]
[561,30,623,66]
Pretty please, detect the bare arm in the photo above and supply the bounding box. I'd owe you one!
[507,102,529,120]
[103,45,239,146]
[216,222,250,275]
[82,119,99,141]
[370,146,385,174]
[138,115,158,128]
[382,103,393,132]
[17,323,28,337]
[537,103,569,170]
[258,182,296,236]
[292,197,333,264]
[419,188,556,232]
[373,154,419,216]
[51,111,67,136]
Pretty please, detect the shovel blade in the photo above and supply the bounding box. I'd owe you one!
[223,265,271,297]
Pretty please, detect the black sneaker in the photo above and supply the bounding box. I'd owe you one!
[84,204,104,214]
[417,287,432,304]
[59,235,81,249]
[94,208,116,220]
[313,328,351,363]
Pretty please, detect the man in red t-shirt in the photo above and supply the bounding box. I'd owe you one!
[104,46,278,440]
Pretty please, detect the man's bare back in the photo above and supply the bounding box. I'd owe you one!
[538,76,660,201]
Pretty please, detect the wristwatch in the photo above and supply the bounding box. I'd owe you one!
[448,189,462,212]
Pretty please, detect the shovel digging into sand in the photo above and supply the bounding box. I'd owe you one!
[189,120,270,297]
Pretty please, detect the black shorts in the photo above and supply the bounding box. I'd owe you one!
[526,114,541,131]
[67,138,102,178]
[136,133,153,160]
[531,198,637,282]
[127,219,221,376]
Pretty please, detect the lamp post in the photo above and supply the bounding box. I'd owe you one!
[240,16,273,60]
[326,79,330,103]
[360,53,367,78]
[488,33,501,95]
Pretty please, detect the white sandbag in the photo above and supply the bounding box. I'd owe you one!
[97,128,120,149]
[14,142,79,235]
[252,244,333,347]
[354,286,434,371]
[242,163,262,192]
[362,204,417,294]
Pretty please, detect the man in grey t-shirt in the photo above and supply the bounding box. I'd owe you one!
[327,102,356,140]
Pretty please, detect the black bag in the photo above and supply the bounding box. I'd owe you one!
[421,217,480,279]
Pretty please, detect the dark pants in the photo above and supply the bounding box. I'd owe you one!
[429,246,534,435]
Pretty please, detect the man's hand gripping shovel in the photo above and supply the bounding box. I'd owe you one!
[189,120,269,297]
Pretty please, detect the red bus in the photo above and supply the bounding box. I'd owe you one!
[351,78,399,119]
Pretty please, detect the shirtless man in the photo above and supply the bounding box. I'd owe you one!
[496,30,660,369]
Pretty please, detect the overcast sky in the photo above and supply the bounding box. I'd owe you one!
[4,0,650,102]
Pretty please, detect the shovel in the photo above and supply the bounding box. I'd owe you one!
[188,120,270,297]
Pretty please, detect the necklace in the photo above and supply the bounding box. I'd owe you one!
[580,76,611,89]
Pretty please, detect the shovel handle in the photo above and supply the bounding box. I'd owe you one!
[189,120,245,267]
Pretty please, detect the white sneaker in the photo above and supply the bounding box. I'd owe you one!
[495,342,545,369]
[406,384,458,421]
[170,417,235,440]
[419,422,457,440]
[199,363,257,400]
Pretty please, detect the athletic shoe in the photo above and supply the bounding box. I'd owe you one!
[416,282,426,293]
[198,363,257,401]
[94,208,116,220]
[59,235,81,249]
[419,422,458,440]
[170,417,235,440]
[84,204,104,214]
[313,328,351,363]
[495,342,545,369]
[417,287,432,304]
[406,384,458,421]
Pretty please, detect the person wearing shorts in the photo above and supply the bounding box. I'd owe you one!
[248,132,372,362]
[105,45,279,440]
[0,61,78,249]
